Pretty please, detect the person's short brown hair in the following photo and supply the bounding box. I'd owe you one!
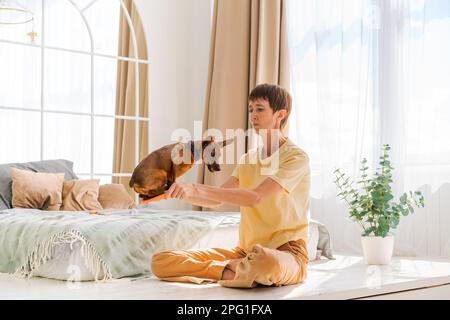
[248,83,292,129]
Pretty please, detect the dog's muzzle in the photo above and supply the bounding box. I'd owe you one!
[206,163,221,172]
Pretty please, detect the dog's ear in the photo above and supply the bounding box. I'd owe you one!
[219,138,234,148]
[201,136,215,149]
[178,145,184,158]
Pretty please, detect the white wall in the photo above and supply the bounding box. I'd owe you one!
[134,0,212,210]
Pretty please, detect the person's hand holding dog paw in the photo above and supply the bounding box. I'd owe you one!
[165,182,197,200]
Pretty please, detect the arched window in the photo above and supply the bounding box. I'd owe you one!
[0,0,148,198]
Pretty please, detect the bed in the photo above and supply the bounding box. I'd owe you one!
[0,159,333,282]
[0,206,333,282]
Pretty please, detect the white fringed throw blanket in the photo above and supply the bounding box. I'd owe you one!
[0,208,225,281]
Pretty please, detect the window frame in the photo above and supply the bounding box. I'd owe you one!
[0,0,149,197]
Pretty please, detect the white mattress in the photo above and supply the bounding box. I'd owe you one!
[34,212,321,281]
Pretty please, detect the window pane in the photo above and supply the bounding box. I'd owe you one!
[85,0,121,56]
[44,49,91,113]
[113,60,147,117]
[77,174,113,185]
[72,0,95,10]
[94,175,112,185]
[93,116,114,174]
[94,56,117,115]
[44,0,90,52]
[0,43,41,109]
[43,113,90,173]
[0,0,42,45]
[93,117,141,174]
[0,109,40,163]
[112,4,147,61]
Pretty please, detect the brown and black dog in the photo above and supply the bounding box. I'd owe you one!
[129,137,233,201]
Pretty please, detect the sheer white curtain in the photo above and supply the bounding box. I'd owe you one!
[287,0,450,257]
[383,0,450,257]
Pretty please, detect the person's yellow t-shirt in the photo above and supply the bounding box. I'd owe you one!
[231,138,310,252]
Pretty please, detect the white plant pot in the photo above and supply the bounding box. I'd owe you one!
[361,235,394,265]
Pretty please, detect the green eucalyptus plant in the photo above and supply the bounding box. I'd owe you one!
[333,144,425,238]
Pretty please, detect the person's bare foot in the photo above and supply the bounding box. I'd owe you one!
[226,259,241,272]
[221,268,235,280]
[221,259,241,280]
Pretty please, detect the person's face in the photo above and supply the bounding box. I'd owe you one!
[248,98,286,134]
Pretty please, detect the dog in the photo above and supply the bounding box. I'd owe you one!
[129,137,233,200]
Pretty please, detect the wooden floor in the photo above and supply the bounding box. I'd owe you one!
[1,255,450,300]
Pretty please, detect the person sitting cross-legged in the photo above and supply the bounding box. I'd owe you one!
[151,84,310,288]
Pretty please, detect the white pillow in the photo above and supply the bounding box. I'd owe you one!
[310,219,334,260]
[307,223,319,261]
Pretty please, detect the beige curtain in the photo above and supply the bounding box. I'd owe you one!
[112,0,148,195]
[196,0,290,211]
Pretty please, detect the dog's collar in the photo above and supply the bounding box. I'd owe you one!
[188,140,201,162]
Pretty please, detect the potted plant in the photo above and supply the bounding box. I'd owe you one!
[333,144,425,265]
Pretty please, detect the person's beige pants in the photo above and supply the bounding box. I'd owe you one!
[151,239,308,288]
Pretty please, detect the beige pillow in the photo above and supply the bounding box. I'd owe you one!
[11,167,65,211]
[62,179,103,211]
[98,184,135,209]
